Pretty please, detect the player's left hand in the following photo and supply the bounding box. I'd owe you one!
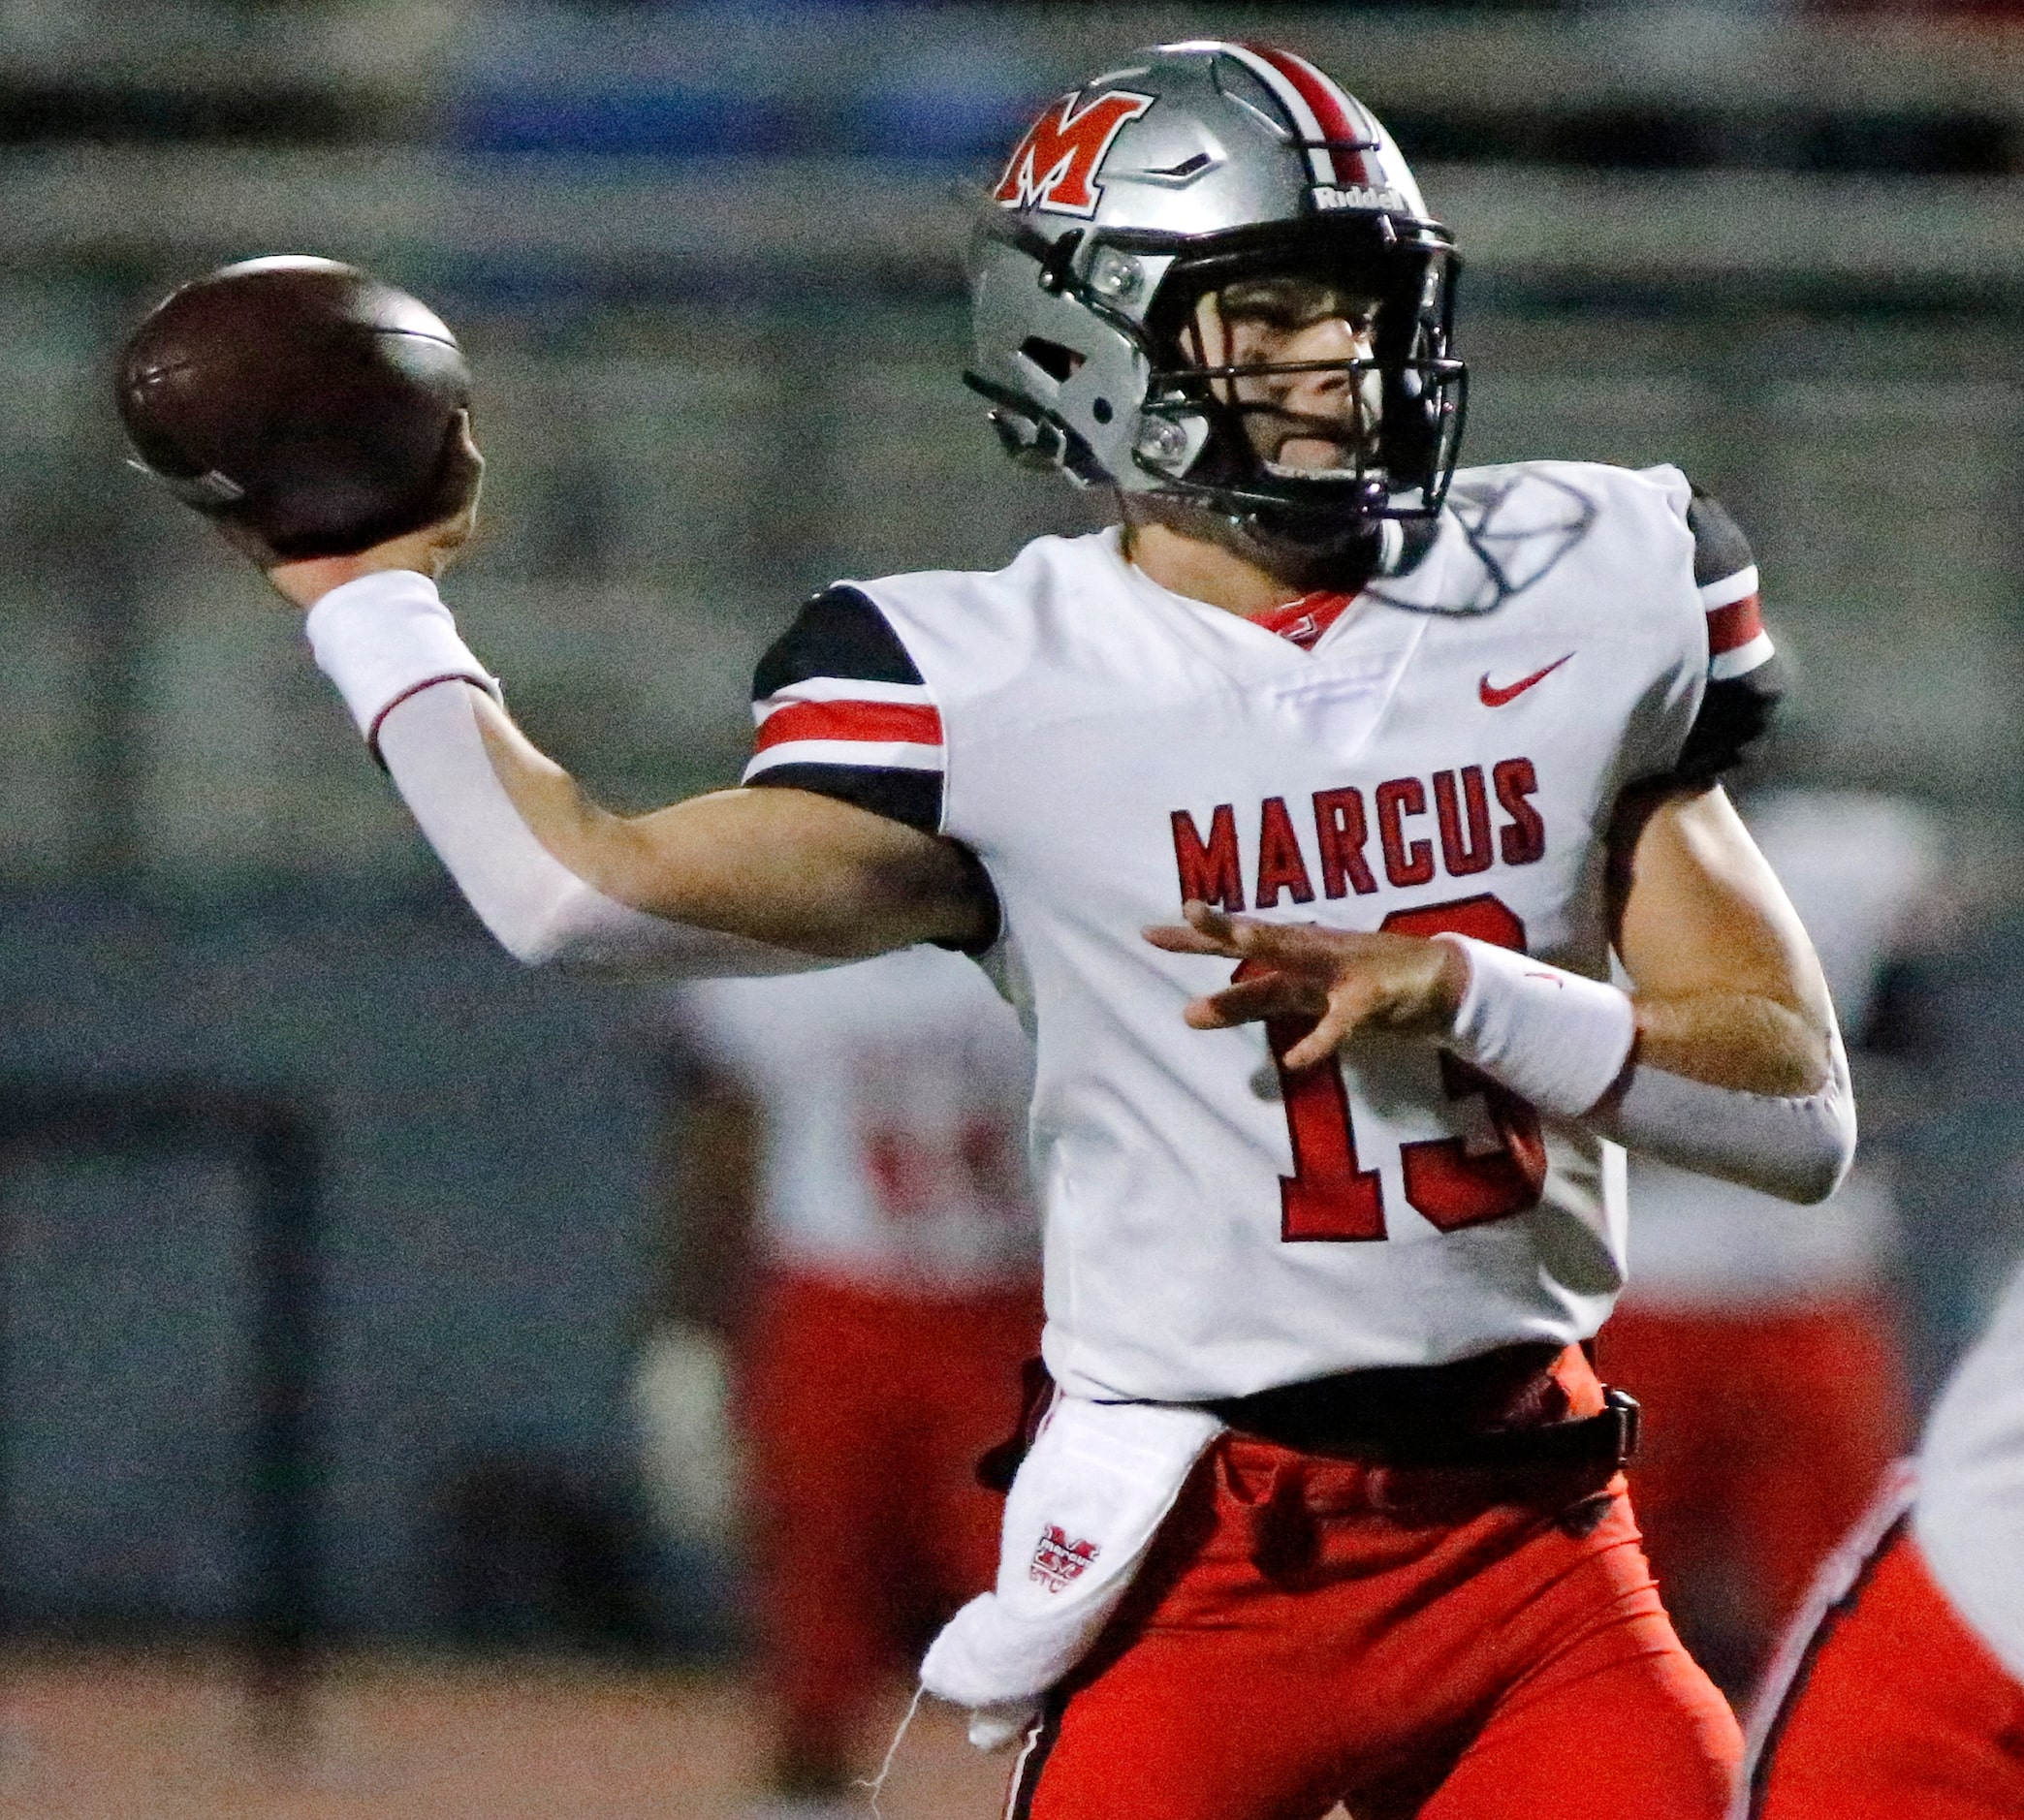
[1143,902,1471,1070]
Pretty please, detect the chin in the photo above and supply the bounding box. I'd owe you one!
[1126,491,1380,587]
[1256,536,1384,593]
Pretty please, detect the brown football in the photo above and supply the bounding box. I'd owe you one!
[114,255,479,562]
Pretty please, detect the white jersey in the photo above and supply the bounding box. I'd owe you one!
[1622,790,1942,1306]
[1916,1258,2024,1681]
[743,459,1775,1401]
[675,947,1040,1295]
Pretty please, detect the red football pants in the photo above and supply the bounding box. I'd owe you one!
[1598,1297,1908,1655]
[1012,1353,1740,1820]
[738,1268,1041,1762]
[1742,1510,2024,1819]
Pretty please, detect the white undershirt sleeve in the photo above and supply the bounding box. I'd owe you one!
[375,684,824,978]
[1587,1024,1856,1207]
[306,570,830,980]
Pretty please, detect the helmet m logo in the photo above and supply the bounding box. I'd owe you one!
[995,89,1155,218]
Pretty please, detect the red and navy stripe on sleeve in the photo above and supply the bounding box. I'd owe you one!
[1703,569,1772,682]
[743,586,946,833]
[1674,485,1783,785]
[1690,486,1774,683]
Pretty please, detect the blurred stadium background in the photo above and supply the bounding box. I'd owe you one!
[2,0,2023,1812]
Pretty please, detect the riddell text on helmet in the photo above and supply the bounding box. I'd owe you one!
[1171,758,1545,912]
[1313,184,1410,212]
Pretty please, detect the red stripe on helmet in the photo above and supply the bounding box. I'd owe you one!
[754,700,944,752]
[1247,45,1374,188]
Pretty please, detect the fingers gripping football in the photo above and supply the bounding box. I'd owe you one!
[265,415,484,612]
[1143,902,1469,1070]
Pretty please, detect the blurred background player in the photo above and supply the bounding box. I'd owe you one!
[1600,784,1945,1692]
[634,947,1041,1819]
[1737,1248,2024,1817]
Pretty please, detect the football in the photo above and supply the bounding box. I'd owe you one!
[114,255,479,562]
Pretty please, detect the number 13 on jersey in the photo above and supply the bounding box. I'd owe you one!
[1243,893,1549,1243]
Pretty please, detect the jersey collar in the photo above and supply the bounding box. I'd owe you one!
[1250,591,1358,651]
[1104,525,1376,658]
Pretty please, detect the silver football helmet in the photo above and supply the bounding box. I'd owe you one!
[966,41,1466,552]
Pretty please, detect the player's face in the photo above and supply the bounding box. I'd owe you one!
[1191,275,1382,476]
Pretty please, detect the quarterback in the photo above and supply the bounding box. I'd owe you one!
[226,42,1850,1820]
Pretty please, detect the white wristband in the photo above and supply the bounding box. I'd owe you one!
[303,570,501,751]
[1435,935,1636,1118]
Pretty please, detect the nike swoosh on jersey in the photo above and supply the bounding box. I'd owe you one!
[1478,653,1574,707]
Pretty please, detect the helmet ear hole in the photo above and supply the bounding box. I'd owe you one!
[1018,337,1085,385]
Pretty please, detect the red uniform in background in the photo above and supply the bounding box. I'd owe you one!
[1738,1251,2024,1816]
[650,948,1041,1817]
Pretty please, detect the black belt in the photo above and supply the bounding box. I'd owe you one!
[1202,1349,1642,1474]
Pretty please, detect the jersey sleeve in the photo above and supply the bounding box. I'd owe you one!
[742,584,945,833]
[1670,484,1785,786]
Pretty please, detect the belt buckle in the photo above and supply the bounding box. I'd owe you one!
[1604,1388,1642,1467]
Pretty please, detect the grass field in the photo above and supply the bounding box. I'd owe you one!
[0,1648,1009,1819]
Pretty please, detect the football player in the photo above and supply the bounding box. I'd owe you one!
[232,42,1853,1820]
[1735,1265,2024,1817]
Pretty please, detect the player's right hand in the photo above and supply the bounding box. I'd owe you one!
[260,413,484,612]
[1144,901,1471,1069]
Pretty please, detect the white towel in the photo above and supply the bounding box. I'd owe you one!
[919,1393,1224,1749]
